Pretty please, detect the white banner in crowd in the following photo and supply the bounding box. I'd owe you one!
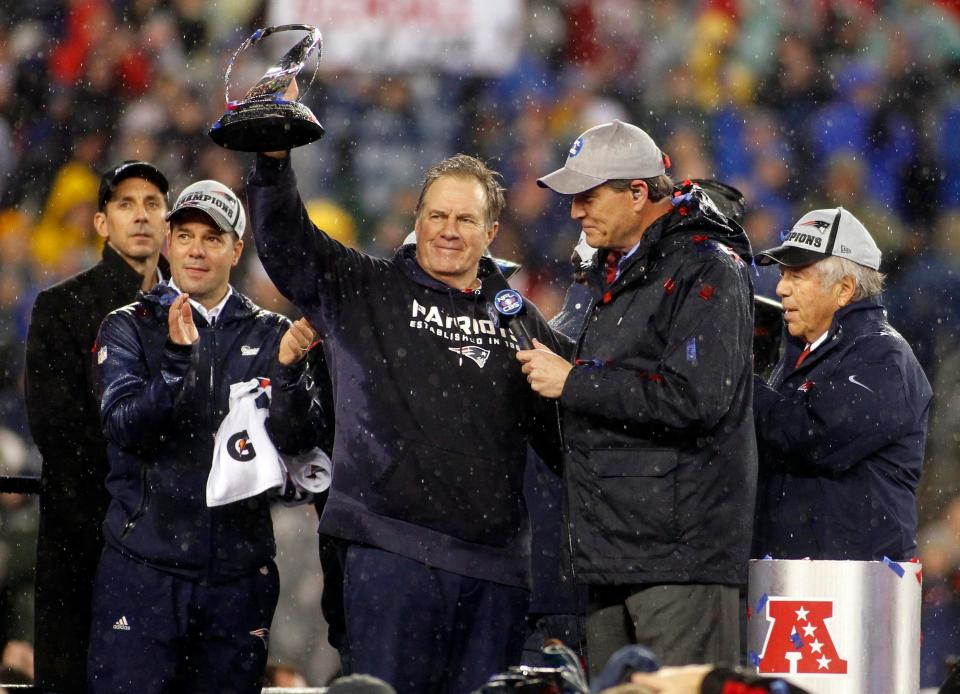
[267,0,525,76]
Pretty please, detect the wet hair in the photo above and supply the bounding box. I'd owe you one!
[818,256,885,301]
[415,154,506,227]
[605,174,674,202]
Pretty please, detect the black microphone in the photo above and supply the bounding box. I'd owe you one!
[493,289,535,349]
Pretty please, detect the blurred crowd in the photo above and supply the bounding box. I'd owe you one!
[1,0,960,688]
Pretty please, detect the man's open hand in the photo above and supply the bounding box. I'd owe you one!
[168,294,198,346]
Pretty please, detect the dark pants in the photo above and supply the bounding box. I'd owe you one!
[342,544,529,694]
[34,491,108,693]
[87,546,279,694]
[586,583,740,676]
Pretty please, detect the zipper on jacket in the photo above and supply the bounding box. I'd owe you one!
[206,325,218,578]
[120,465,150,539]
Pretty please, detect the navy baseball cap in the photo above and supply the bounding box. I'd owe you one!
[98,160,169,211]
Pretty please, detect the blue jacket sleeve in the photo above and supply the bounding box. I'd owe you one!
[754,337,922,473]
[96,310,194,451]
[560,258,752,431]
[267,352,333,456]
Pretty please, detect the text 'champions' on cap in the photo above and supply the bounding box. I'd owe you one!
[166,179,247,238]
[756,207,881,270]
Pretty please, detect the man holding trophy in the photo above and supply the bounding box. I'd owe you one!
[221,25,563,694]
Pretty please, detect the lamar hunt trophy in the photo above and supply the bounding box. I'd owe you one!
[209,24,325,151]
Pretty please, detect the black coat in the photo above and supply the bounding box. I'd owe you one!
[560,186,757,586]
[24,243,166,692]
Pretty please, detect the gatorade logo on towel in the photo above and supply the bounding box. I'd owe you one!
[227,430,256,461]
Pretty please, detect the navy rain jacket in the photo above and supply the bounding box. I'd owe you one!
[560,183,757,586]
[753,296,932,560]
[96,283,317,581]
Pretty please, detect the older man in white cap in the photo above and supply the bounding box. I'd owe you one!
[752,207,931,561]
[518,121,758,672]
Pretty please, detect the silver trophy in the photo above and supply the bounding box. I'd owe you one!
[209,24,324,151]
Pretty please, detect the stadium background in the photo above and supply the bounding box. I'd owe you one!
[0,0,958,687]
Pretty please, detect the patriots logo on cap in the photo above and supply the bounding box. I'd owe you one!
[448,345,490,368]
[569,137,584,157]
[798,220,831,233]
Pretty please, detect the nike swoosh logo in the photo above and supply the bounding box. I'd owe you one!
[848,374,873,392]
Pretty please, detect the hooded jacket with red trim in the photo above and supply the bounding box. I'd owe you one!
[246,154,562,588]
[95,283,317,581]
[752,296,931,560]
[559,184,757,586]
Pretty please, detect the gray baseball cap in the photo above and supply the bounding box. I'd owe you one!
[537,120,671,194]
[756,207,881,270]
[167,179,247,238]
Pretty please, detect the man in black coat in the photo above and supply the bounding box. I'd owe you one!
[518,121,757,672]
[25,160,169,692]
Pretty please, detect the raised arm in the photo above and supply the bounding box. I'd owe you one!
[246,154,372,337]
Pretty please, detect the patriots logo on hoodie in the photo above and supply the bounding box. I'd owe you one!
[448,345,491,368]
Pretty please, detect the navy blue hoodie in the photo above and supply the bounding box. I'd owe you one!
[247,155,561,587]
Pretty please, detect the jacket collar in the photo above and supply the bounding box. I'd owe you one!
[140,281,258,326]
[585,181,753,296]
[394,244,498,296]
[100,243,170,290]
[780,296,887,377]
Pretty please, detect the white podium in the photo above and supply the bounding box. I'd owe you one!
[747,558,922,694]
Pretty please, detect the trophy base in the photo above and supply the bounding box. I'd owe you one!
[209,100,325,152]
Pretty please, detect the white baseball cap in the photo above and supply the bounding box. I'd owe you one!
[167,179,247,238]
[537,120,671,194]
[756,207,881,270]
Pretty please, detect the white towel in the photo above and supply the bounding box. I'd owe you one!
[207,378,331,507]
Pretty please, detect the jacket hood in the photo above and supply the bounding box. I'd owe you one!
[658,180,754,260]
[394,243,503,294]
[585,180,753,286]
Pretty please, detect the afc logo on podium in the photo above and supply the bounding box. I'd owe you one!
[757,598,848,675]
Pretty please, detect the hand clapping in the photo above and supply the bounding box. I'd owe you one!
[168,294,199,346]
